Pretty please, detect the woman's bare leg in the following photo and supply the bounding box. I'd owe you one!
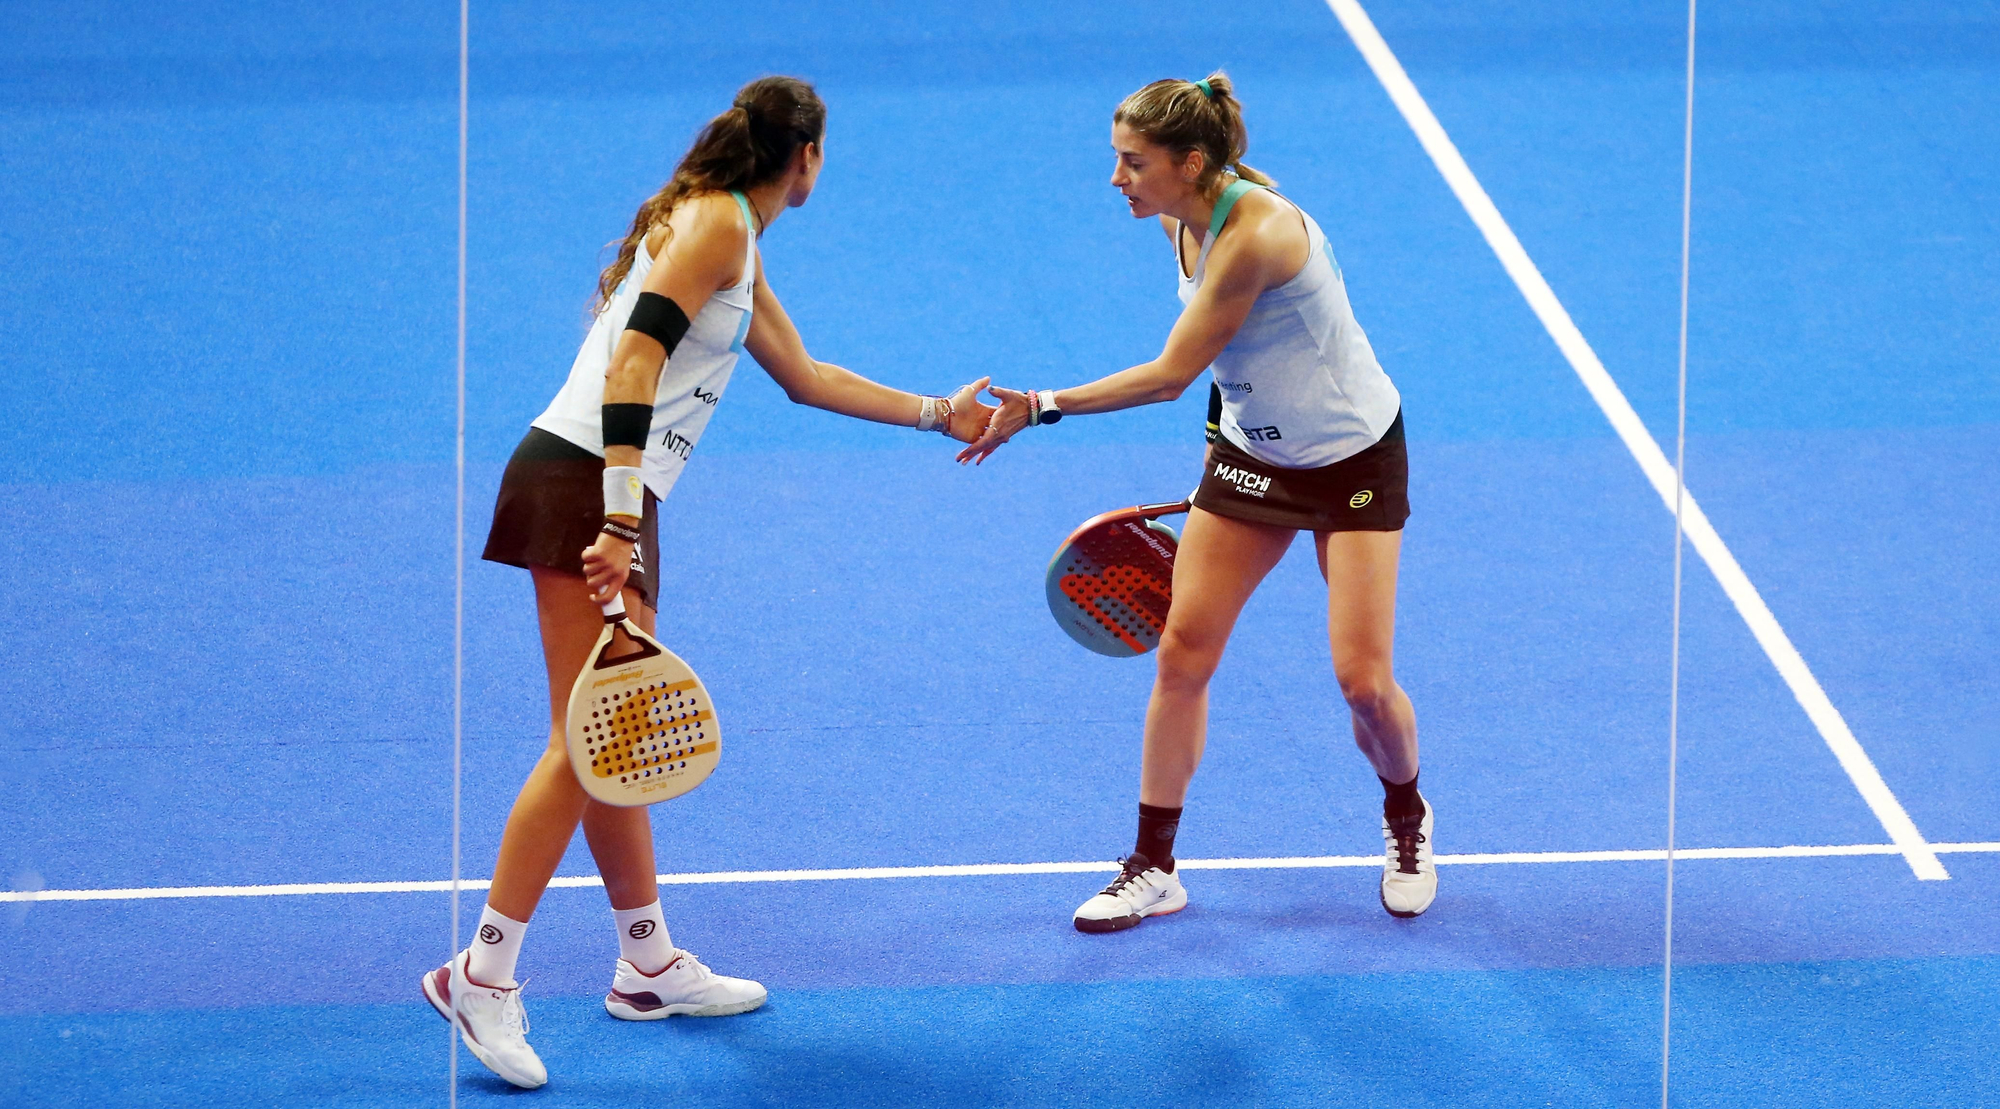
[485,568,659,921]
[1315,530,1417,783]
[1139,508,1295,807]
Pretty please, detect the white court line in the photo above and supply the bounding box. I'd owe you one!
[1321,0,1949,881]
[6,843,1993,904]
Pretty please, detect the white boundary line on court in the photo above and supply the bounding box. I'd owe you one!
[6,842,1993,904]
[1321,0,1949,881]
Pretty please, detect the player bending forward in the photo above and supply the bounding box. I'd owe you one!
[424,77,994,1089]
[963,72,1435,932]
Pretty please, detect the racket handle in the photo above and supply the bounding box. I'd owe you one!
[600,594,627,622]
[1137,499,1193,518]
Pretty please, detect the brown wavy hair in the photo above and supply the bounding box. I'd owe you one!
[594,76,827,312]
[1113,71,1274,199]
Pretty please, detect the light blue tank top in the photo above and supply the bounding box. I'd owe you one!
[533,191,758,500]
[1177,179,1401,468]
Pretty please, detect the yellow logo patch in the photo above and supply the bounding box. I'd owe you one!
[1349,490,1374,508]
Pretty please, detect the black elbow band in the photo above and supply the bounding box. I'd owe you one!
[626,291,690,356]
[602,403,653,450]
[1205,381,1223,444]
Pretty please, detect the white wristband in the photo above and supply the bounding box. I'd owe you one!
[603,465,644,518]
[915,395,954,434]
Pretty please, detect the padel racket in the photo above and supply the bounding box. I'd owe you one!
[564,595,720,807]
[1045,499,1191,657]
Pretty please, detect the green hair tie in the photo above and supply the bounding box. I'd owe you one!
[1193,78,1214,100]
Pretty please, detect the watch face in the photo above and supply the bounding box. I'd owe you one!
[1042,408,1062,424]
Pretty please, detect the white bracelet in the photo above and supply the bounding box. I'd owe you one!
[915,395,954,434]
[602,465,644,519]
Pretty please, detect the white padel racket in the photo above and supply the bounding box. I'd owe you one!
[564,595,720,807]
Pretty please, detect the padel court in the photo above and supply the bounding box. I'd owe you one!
[3,0,1997,1104]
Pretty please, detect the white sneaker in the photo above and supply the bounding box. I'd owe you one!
[604,951,768,1020]
[1073,853,1187,933]
[1380,793,1437,918]
[422,949,547,1089]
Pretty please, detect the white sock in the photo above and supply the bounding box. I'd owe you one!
[465,905,528,988]
[612,901,673,974]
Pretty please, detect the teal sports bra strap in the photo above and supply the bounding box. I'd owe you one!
[1208,178,1264,237]
[726,191,756,349]
[728,189,758,298]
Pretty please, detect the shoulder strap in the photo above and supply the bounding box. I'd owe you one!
[1208,178,1264,238]
[727,190,758,288]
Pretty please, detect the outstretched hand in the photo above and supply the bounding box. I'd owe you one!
[941,376,997,446]
[956,385,1032,465]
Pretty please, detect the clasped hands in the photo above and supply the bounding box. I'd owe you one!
[954,384,1035,465]
[922,377,1035,464]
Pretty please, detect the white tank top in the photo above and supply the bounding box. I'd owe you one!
[1177,181,1400,469]
[532,190,758,500]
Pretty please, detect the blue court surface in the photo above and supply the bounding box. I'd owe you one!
[3,0,1997,1105]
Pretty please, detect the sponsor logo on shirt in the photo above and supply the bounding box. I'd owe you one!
[657,428,695,460]
[1218,380,1253,394]
[1240,425,1283,441]
[692,387,719,406]
[1213,463,1271,498]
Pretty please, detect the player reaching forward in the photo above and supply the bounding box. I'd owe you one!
[424,76,994,1088]
[962,72,1435,933]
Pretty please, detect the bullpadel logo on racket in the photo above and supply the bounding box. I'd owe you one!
[1045,500,1190,658]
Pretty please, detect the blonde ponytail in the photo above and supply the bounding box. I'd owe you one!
[1113,70,1274,198]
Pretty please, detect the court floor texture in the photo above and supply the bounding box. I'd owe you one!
[3,0,1997,1105]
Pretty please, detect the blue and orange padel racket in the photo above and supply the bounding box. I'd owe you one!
[1045,499,1191,657]
[564,595,721,806]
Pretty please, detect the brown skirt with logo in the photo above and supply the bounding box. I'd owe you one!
[1192,410,1409,533]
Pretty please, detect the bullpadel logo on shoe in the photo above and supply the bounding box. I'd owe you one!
[479,924,504,944]
[1213,462,1271,498]
[629,920,655,940]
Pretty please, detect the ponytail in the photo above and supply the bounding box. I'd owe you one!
[1113,70,1273,197]
[594,76,826,311]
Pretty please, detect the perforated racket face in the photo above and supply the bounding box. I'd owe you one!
[1045,514,1181,657]
[564,624,720,807]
